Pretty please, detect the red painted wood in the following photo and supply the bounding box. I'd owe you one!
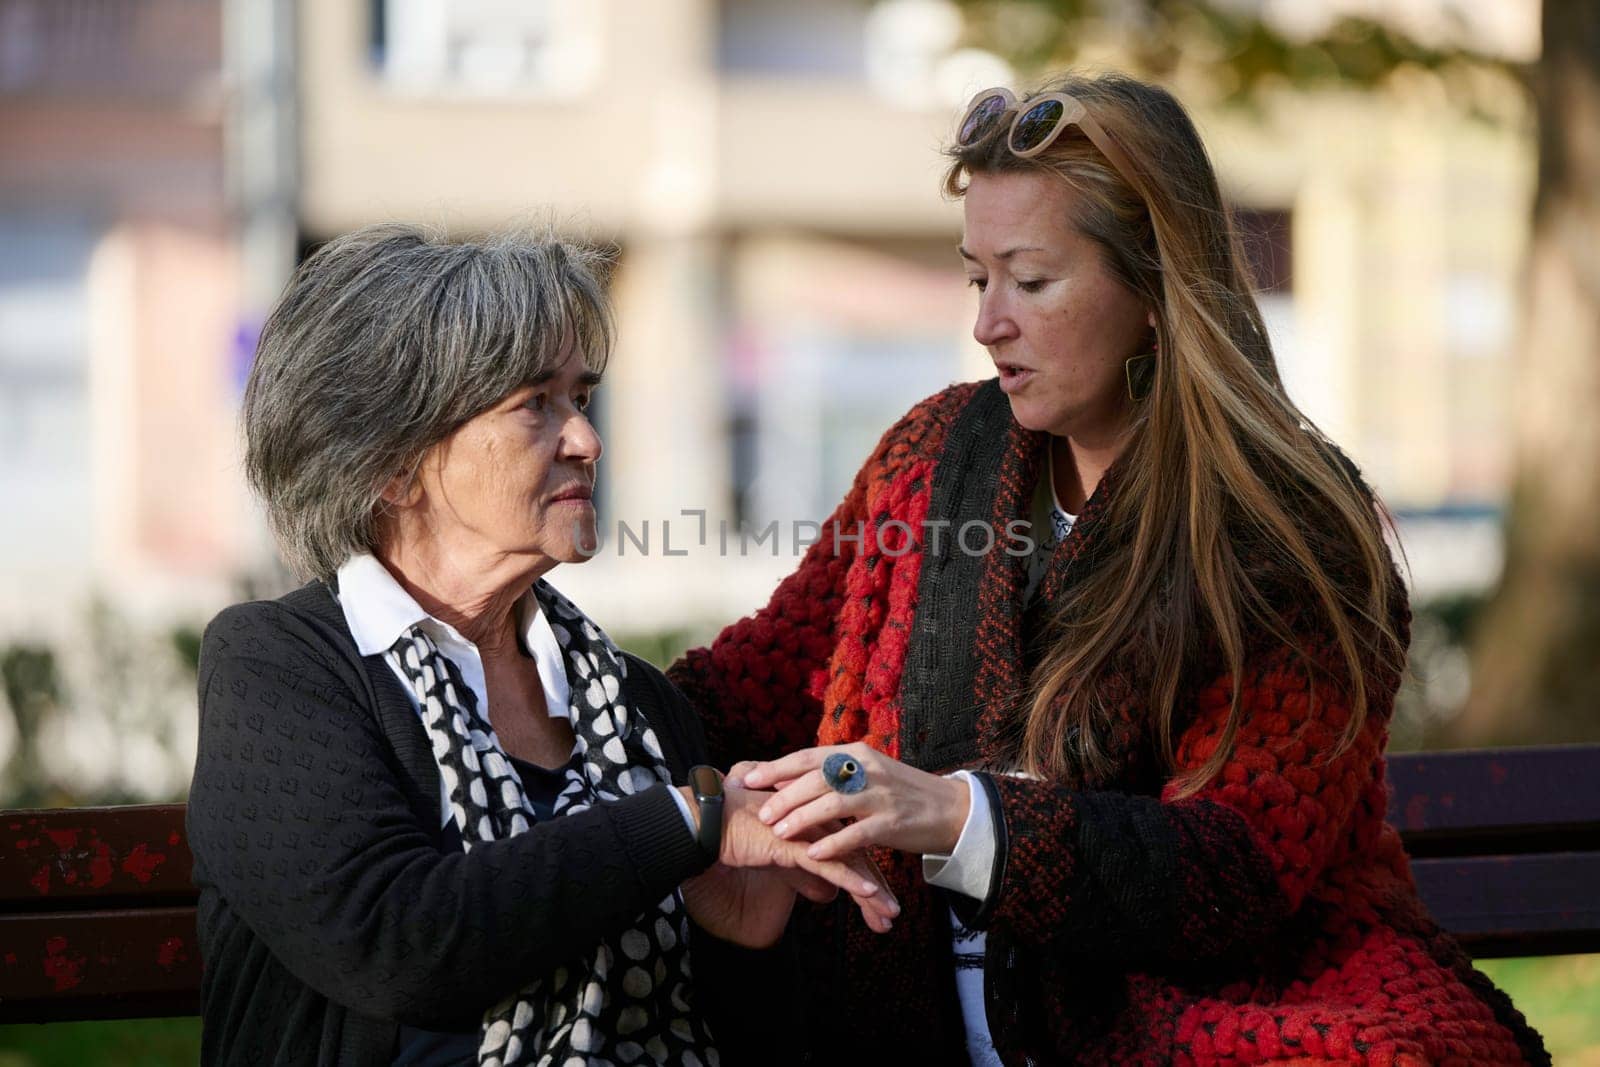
[1,805,194,908]
[0,906,201,1022]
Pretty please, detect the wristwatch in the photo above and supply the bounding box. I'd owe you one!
[687,765,724,862]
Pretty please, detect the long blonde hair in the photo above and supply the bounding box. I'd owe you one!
[944,72,1406,795]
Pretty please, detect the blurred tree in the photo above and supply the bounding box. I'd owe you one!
[951,0,1600,745]
[1,645,62,807]
[1458,1,1600,746]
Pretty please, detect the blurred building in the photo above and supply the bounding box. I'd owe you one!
[0,0,253,638]
[0,0,1536,643]
[293,0,1531,627]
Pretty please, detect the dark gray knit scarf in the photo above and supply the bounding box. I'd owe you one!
[385,580,719,1066]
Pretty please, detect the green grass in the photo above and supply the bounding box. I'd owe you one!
[1479,954,1600,1065]
[0,1018,201,1067]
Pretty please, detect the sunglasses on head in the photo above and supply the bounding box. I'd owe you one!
[956,87,1139,189]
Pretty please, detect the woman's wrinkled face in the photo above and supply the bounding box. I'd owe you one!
[405,347,603,566]
[961,170,1152,441]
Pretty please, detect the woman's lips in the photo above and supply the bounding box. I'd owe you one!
[549,487,593,505]
[995,363,1036,394]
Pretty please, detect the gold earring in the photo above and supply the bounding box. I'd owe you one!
[1124,351,1155,402]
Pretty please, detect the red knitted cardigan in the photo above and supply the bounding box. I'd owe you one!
[669,380,1546,1067]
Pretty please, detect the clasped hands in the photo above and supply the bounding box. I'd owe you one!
[680,744,970,949]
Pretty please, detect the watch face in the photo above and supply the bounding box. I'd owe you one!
[689,765,723,798]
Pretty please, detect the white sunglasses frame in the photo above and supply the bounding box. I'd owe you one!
[957,87,1140,192]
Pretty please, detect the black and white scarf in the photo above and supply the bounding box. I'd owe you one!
[385,580,719,1066]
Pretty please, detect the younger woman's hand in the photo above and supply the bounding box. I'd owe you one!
[679,782,900,934]
[739,744,971,861]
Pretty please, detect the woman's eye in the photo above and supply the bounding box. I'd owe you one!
[525,393,548,413]
[575,392,592,413]
[967,277,988,292]
[1017,279,1047,293]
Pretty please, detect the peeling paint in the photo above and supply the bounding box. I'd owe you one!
[156,937,187,970]
[88,840,114,887]
[45,828,79,850]
[121,844,167,884]
[42,936,85,993]
[1403,794,1429,829]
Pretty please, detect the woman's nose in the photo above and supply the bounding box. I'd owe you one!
[563,413,603,464]
[973,293,1019,347]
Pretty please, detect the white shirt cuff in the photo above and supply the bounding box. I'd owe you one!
[921,770,996,902]
[667,784,699,835]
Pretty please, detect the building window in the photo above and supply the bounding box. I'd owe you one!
[717,0,868,77]
[369,0,601,97]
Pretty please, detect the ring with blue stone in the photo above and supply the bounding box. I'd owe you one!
[822,752,867,795]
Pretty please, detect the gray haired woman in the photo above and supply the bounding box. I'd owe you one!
[186,225,896,1067]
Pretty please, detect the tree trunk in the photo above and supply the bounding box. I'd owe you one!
[1456,0,1600,746]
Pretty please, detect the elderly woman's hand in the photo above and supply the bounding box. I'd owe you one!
[681,864,836,950]
[680,781,899,946]
[737,744,972,861]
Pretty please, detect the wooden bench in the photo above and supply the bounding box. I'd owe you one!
[1384,744,1600,957]
[1,804,200,1023]
[3,744,1598,1023]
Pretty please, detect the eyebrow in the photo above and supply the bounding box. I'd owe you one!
[529,369,605,387]
[958,245,1049,262]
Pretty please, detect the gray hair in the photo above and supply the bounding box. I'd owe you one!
[242,222,615,581]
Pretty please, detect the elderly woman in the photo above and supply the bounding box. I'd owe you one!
[186,225,895,1067]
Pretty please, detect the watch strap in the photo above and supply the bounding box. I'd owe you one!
[688,765,724,862]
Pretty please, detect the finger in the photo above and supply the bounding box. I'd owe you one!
[759,771,833,827]
[786,817,847,844]
[723,760,758,788]
[773,790,857,841]
[740,748,832,790]
[850,891,895,934]
[778,868,838,904]
[829,860,898,934]
[836,877,898,930]
[805,815,890,863]
[800,850,899,922]
[840,876,899,932]
[779,839,887,910]
[838,847,898,914]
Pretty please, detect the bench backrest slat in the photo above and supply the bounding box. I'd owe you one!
[1409,851,1600,958]
[2,805,196,908]
[1384,745,1600,857]
[0,906,201,1022]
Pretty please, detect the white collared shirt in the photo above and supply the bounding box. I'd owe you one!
[335,553,694,832]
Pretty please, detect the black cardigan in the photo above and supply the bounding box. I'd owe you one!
[187,581,786,1066]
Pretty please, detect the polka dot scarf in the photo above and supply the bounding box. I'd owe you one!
[385,580,719,1066]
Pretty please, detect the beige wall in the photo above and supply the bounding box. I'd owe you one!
[299,0,707,236]
[297,0,964,238]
